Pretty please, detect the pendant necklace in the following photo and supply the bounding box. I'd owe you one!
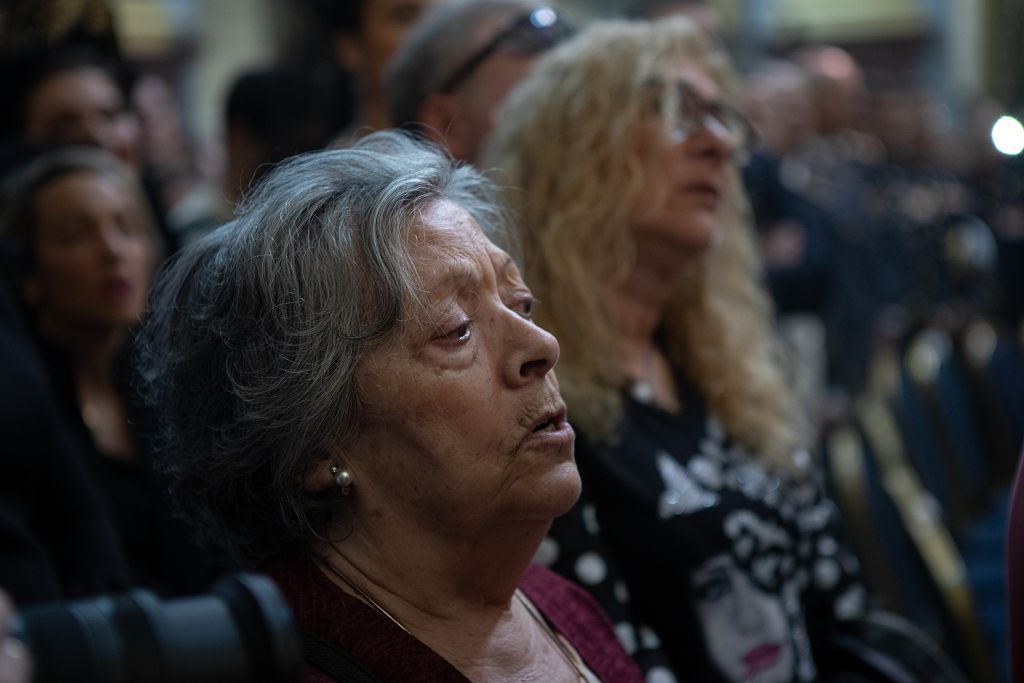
[629,345,658,404]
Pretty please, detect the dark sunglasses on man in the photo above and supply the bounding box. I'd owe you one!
[438,6,575,94]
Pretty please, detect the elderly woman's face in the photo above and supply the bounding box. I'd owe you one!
[630,59,734,256]
[346,200,579,531]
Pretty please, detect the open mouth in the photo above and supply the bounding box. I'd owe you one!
[531,408,566,433]
[533,418,558,433]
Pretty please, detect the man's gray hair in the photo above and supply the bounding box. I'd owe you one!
[387,0,535,129]
[137,131,513,565]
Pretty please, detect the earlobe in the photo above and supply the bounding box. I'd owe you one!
[302,458,338,492]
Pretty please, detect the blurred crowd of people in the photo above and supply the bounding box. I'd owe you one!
[0,0,1021,682]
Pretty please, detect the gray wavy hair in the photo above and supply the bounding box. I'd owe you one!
[137,131,512,565]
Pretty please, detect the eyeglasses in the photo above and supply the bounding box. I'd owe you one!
[659,80,757,165]
[438,6,574,94]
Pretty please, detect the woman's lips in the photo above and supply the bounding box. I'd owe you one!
[680,182,722,208]
[743,643,781,674]
[687,181,720,194]
[104,277,136,300]
[524,409,575,450]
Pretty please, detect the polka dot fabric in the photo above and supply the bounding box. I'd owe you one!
[542,381,868,683]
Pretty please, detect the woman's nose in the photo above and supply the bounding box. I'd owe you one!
[692,115,735,160]
[97,226,130,259]
[504,312,559,387]
[731,580,768,634]
[70,113,111,150]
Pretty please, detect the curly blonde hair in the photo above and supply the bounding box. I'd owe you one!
[482,17,807,471]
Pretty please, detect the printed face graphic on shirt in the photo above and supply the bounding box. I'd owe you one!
[652,416,868,682]
[691,552,796,683]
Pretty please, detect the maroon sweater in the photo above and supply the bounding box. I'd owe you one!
[265,554,644,682]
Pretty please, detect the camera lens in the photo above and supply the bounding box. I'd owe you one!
[11,572,302,683]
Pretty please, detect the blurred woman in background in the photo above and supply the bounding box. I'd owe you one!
[484,17,962,682]
[0,145,209,597]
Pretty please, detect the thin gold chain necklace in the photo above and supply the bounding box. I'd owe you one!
[316,555,410,634]
[514,591,590,682]
[318,556,590,682]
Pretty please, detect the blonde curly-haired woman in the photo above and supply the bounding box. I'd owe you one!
[484,16,961,683]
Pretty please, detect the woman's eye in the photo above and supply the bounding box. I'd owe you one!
[54,225,89,245]
[511,296,536,320]
[693,574,730,603]
[440,320,473,345]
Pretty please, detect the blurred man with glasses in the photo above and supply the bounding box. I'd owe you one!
[387,0,574,162]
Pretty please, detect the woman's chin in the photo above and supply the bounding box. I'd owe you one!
[545,462,584,518]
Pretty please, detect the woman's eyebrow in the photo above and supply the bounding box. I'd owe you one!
[425,260,477,294]
[496,254,523,283]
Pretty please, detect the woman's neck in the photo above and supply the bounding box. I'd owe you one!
[317,514,544,624]
[316,517,578,682]
[608,249,684,357]
[607,246,692,410]
[37,316,125,382]
[37,317,139,460]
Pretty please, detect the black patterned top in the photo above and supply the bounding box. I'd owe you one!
[541,381,868,683]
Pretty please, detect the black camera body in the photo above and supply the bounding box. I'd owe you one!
[12,572,302,683]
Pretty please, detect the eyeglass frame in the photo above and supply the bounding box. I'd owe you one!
[437,6,571,95]
[655,79,758,165]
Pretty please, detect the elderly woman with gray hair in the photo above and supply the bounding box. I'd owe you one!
[137,131,642,682]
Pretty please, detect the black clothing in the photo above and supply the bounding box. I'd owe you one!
[0,280,132,604]
[32,335,213,597]
[0,260,212,603]
[546,380,867,683]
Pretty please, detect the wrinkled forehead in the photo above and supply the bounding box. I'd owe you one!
[405,200,513,294]
[410,199,503,257]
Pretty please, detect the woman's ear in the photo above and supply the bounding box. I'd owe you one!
[301,458,337,492]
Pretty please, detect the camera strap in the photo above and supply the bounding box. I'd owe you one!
[301,630,384,683]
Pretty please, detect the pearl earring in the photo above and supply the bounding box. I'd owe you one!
[330,464,353,495]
